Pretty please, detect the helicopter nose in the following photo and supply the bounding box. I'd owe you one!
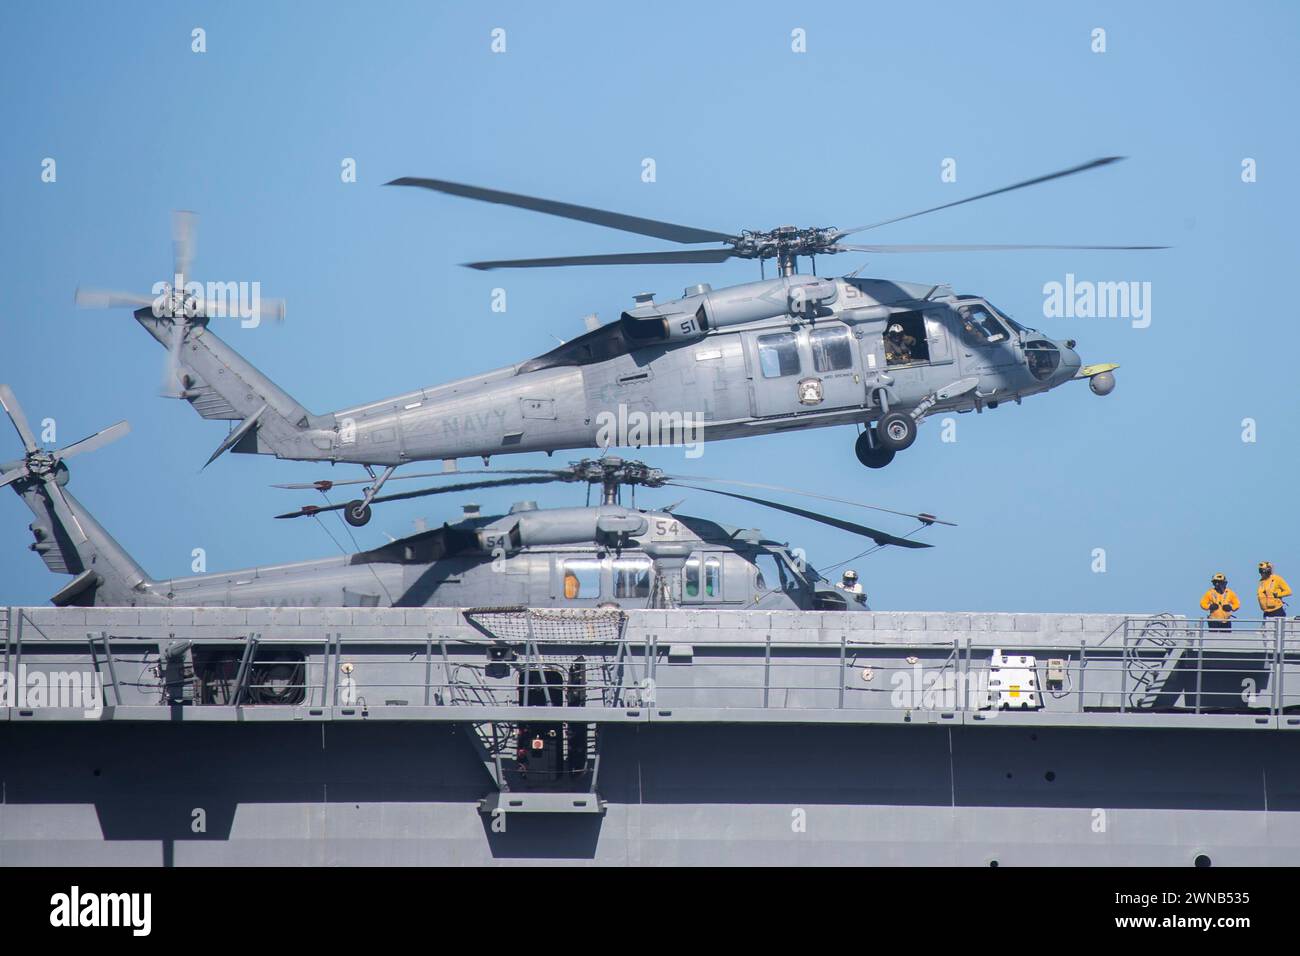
[1024,337,1080,385]
[1057,342,1082,379]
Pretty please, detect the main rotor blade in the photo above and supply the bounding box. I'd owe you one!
[0,465,30,490]
[667,483,932,549]
[663,473,954,526]
[272,467,567,491]
[252,297,286,323]
[172,210,196,283]
[387,177,738,245]
[75,288,158,311]
[835,156,1126,238]
[0,384,39,454]
[833,242,1167,254]
[275,475,559,519]
[55,421,130,461]
[464,249,737,271]
[192,295,287,323]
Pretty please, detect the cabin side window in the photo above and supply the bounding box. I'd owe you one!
[757,332,800,378]
[809,325,853,373]
[683,554,721,598]
[561,558,601,600]
[613,557,652,599]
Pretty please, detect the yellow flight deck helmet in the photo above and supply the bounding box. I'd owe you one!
[1259,562,1273,574]
[1212,573,1227,584]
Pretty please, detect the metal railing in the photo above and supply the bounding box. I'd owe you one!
[5,612,1300,723]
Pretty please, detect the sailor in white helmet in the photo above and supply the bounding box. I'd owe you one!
[884,323,916,365]
[837,569,866,604]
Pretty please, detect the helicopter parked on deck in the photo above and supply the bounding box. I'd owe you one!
[1,388,948,611]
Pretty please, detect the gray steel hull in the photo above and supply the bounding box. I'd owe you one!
[4,721,1298,866]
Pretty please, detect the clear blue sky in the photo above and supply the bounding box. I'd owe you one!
[1,0,1297,612]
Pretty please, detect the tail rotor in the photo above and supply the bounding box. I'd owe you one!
[0,384,130,542]
[76,211,286,398]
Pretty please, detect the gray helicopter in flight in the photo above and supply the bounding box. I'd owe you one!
[1,387,948,611]
[77,157,1160,527]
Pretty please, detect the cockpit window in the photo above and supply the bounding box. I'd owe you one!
[754,552,789,592]
[1024,339,1061,381]
[757,332,800,378]
[958,305,1009,345]
[996,309,1029,334]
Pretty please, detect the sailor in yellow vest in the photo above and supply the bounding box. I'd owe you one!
[1199,573,1240,629]
[1257,562,1292,619]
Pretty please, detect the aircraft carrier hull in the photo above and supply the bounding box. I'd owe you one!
[4,605,1299,866]
[4,721,1300,866]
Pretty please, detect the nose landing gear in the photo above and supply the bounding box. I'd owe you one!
[854,427,896,469]
[855,411,919,468]
[854,377,979,468]
[876,412,918,451]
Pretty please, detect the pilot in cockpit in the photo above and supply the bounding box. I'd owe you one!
[959,305,1007,344]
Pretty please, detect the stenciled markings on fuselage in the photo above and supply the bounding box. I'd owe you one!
[434,408,509,437]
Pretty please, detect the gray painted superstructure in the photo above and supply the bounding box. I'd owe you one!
[3,606,1298,866]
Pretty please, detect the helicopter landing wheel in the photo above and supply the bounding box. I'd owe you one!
[343,500,372,527]
[876,412,917,452]
[854,429,896,469]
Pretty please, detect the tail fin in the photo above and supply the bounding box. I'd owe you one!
[76,211,334,466]
[10,475,158,607]
[133,310,335,465]
[0,386,157,606]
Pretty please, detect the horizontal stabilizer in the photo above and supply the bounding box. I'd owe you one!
[50,569,102,607]
[205,403,267,468]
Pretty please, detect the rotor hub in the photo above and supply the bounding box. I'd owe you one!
[154,285,200,321]
[563,458,668,504]
[733,226,841,262]
[25,452,56,477]
[566,458,668,485]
